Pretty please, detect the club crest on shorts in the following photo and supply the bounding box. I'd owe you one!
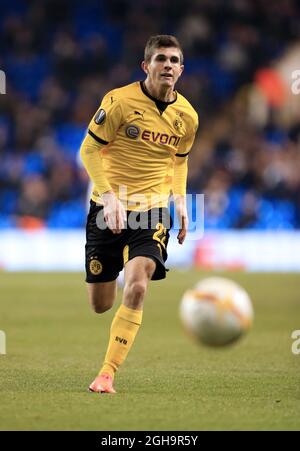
[94,108,106,125]
[89,258,103,275]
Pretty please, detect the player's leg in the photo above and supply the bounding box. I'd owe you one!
[86,201,126,393]
[86,281,117,314]
[123,255,155,309]
[86,261,122,393]
[85,208,123,314]
[89,256,155,393]
[89,208,171,393]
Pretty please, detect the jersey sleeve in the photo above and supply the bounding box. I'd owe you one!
[175,113,198,157]
[88,90,123,144]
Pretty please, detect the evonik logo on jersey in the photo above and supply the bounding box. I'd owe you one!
[142,129,181,146]
[125,125,181,146]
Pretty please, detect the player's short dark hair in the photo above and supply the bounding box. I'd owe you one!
[144,35,183,64]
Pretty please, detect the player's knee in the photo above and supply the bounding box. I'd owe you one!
[87,281,117,314]
[124,280,147,307]
[89,294,115,314]
[92,302,112,314]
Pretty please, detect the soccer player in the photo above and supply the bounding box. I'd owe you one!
[80,35,198,393]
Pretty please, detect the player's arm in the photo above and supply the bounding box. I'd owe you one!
[80,93,126,233]
[80,133,112,196]
[173,154,189,245]
[173,113,198,244]
[80,133,126,234]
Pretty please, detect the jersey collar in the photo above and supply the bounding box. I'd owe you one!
[140,81,177,114]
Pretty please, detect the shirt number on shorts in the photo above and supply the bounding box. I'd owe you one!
[153,222,167,249]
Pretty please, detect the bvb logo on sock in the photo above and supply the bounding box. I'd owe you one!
[90,258,103,275]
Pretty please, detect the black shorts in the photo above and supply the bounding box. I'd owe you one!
[85,200,172,283]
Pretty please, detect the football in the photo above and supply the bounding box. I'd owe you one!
[179,277,254,346]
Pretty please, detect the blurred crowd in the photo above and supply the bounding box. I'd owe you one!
[0,0,300,229]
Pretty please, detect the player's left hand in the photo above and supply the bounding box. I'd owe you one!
[177,213,188,244]
[174,195,188,244]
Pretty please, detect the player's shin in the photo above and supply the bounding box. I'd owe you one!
[99,304,143,378]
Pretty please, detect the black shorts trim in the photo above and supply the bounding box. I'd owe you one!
[85,274,119,283]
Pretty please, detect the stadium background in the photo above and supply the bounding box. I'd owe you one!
[0,0,300,431]
[1,0,300,271]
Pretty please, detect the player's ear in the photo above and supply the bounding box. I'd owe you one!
[141,61,148,75]
[179,65,184,77]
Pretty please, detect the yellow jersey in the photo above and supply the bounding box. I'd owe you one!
[87,81,198,210]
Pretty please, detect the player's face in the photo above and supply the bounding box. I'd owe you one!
[143,47,184,89]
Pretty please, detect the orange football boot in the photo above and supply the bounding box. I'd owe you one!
[88,373,116,394]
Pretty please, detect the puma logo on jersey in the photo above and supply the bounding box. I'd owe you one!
[134,110,145,120]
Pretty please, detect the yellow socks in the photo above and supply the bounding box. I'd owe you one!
[99,304,143,378]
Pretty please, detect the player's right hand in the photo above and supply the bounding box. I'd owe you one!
[102,191,126,234]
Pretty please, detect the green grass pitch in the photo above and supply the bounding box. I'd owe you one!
[0,270,299,431]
